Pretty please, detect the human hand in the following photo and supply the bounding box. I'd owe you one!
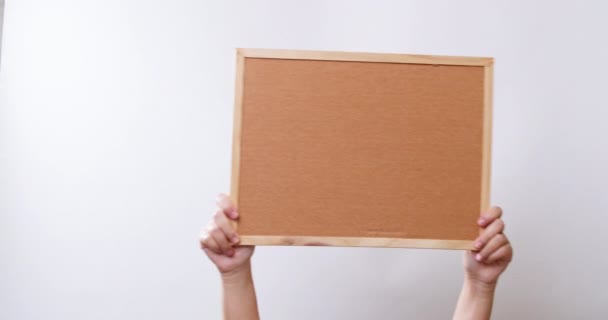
[463,206,513,287]
[199,194,254,276]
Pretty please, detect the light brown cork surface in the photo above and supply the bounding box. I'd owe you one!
[236,57,486,241]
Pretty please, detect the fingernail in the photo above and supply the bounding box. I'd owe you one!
[231,236,239,244]
[474,241,483,249]
[475,253,483,261]
[478,218,486,225]
[231,209,239,218]
[226,249,235,257]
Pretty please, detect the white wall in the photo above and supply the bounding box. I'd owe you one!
[1,1,607,319]
[0,0,5,64]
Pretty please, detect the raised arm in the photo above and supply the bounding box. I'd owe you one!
[453,206,513,320]
[199,194,259,320]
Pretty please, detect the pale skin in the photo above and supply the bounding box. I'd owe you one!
[200,194,513,320]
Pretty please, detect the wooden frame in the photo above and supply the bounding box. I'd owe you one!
[231,48,494,250]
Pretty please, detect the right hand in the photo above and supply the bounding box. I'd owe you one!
[199,194,254,275]
[463,207,513,286]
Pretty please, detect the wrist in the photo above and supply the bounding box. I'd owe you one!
[220,262,252,286]
[464,276,497,296]
[455,276,497,320]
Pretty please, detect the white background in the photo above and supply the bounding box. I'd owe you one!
[1,1,607,319]
[0,0,5,64]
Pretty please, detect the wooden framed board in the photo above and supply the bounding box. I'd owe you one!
[230,48,493,250]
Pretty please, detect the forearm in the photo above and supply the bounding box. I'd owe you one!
[453,277,496,320]
[221,262,259,320]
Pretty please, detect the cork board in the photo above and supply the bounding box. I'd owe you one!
[231,49,493,250]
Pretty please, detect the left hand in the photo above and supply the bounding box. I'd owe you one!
[463,206,513,286]
[199,194,255,276]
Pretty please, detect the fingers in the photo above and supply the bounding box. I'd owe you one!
[485,243,513,263]
[214,209,239,244]
[470,206,513,265]
[200,220,236,257]
[199,194,240,258]
[474,216,505,250]
[200,228,220,254]
[476,233,509,261]
[216,193,238,219]
[478,206,502,227]
[210,224,234,257]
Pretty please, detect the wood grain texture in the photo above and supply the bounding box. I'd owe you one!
[230,50,245,205]
[241,236,474,250]
[239,48,493,66]
[232,49,492,249]
[480,64,494,212]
